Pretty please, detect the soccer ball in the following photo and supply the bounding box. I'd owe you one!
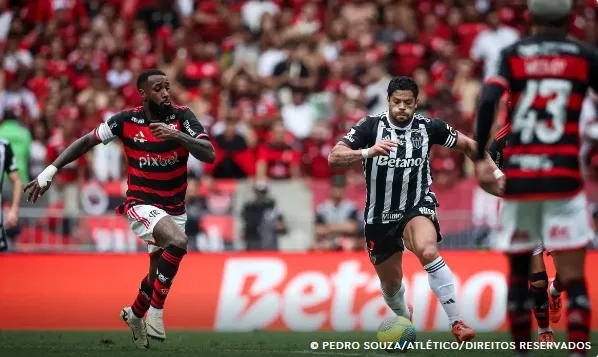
[377,315,416,353]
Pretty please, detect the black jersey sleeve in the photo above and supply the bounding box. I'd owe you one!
[488,137,506,171]
[181,108,210,140]
[339,116,374,150]
[94,111,127,144]
[428,119,458,148]
[3,142,18,174]
[589,47,598,93]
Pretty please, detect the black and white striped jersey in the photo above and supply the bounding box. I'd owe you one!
[339,112,458,225]
[0,138,18,226]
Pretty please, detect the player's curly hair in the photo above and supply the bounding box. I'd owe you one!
[387,76,419,99]
[136,69,166,89]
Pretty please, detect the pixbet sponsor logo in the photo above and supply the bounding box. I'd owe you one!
[139,152,179,168]
[214,258,507,332]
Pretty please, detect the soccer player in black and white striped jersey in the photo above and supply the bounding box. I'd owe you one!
[329,76,504,342]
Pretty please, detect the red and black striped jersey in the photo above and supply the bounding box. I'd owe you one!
[94,105,209,215]
[487,32,598,200]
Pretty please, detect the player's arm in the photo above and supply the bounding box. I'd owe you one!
[24,113,124,203]
[171,109,215,164]
[328,116,395,167]
[4,144,22,228]
[478,138,506,197]
[474,48,510,160]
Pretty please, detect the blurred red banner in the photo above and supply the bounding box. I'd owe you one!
[1,251,597,331]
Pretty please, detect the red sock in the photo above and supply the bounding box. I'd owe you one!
[151,245,187,309]
[131,274,153,318]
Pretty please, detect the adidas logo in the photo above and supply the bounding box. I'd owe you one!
[443,299,455,305]
[134,131,147,143]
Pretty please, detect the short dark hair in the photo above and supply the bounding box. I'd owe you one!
[387,76,419,99]
[136,69,166,89]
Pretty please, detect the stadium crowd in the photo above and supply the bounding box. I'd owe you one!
[1,0,598,251]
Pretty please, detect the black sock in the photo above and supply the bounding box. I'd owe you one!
[151,245,187,309]
[565,279,591,356]
[528,271,550,330]
[508,254,532,353]
[131,274,153,318]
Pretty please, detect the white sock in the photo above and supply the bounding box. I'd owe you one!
[538,326,552,334]
[147,306,163,317]
[549,282,561,297]
[424,256,462,325]
[381,284,410,319]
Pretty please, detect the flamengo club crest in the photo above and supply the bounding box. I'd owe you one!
[411,130,423,150]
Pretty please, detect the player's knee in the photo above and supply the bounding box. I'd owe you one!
[416,244,439,265]
[381,279,403,296]
[529,271,548,289]
[167,234,188,250]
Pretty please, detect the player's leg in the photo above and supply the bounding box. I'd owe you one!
[490,199,541,357]
[145,213,188,340]
[130,249,163,320]
[401,211,475,342]
[548,270,564,323]
[528,247,552,342]
[542,193,593,357]
[365,224,411,320]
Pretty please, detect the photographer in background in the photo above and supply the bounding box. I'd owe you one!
[241,181,287,251]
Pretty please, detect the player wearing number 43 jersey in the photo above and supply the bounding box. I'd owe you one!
[474,1,598,356]
[23,69,215,349]
[329,76,503,342]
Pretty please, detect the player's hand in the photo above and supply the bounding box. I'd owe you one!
[5,208,18,229]
[150,122,179,140]
[23,178,51,203]
[368,140,398,157]
[475,160,497,188]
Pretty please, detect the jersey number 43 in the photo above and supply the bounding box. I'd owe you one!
[511,79,573,144]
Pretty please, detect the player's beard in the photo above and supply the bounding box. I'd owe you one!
[390,112,413,127]
[148,100,173,119]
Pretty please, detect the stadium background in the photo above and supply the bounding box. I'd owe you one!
[1,0,598,335]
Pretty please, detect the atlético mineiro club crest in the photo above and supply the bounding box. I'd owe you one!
[411,131,423,150]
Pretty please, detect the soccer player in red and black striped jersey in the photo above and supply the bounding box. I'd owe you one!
[24,69,215,349]
[474,1,598,356]
[486,124,565,343]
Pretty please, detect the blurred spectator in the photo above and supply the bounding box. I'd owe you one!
[0,111,32,183]
[241,0,280,33]
[281,86,317,140]
[136,0,181,34]
[241,181,287,250]
[0,71,40,122]
[28,119,50,180]
[312,175,360,251]
[302,122,335,179]
[256,121,300,180]
[106,55,133,89]
[203,118,255,179]
[470,8,519,80]
[46,118,87,216]
[365,63,392,115]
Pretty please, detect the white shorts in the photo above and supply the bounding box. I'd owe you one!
[127,205,187,254]
[491,192,593,254]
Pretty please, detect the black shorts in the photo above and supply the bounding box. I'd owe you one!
[364,204,442,265]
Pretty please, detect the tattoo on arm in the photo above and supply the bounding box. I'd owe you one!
[52,132,99,170]
[328,144,364,167]
[175,132,216,163]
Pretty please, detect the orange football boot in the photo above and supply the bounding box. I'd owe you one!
[451,321,476,342]
[538,331,554,343]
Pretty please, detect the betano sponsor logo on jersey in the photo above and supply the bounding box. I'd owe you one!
[376,156,423,168]
[139,152,179,168]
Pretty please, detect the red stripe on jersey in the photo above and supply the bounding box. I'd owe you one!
[503,144,579,157]
[567,93,585,111]
[504,168,582,179]
[129,183,188,197]
[123,122,162,143]
[495,124,511,141]
[124,146,188,161]
[503,187,583,201]
[510,92,585,111]
[127,164,187,180]
[564,122,580,134]
[509,56,588,81]
[485,76,509,90]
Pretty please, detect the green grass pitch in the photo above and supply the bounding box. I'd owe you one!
[0,331,596,357]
